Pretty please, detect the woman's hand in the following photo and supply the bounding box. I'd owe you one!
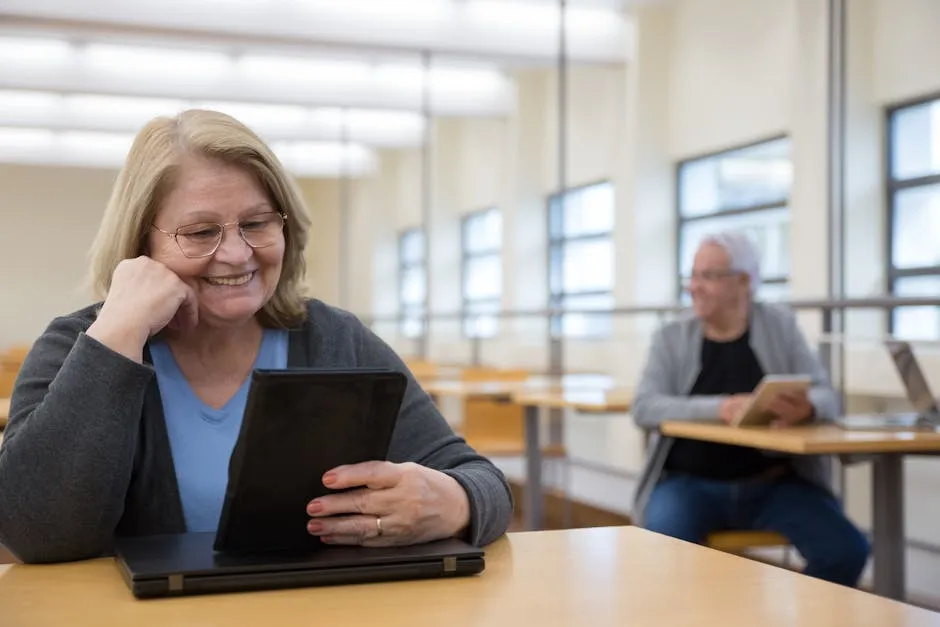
[87,256,198,362]
[306,461,471,547]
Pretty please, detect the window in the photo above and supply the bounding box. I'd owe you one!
[461,208,502,338]
[548,181,615,338]
[888,97,940,340]
[398,228,426,338]
[677,136,792,303]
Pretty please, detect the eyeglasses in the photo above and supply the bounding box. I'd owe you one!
[689,270,742,283]
[152,211,287,259]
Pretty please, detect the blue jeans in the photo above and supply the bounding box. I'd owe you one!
[644,473,870,588]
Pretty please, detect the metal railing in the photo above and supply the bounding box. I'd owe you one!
[361,295,940,374]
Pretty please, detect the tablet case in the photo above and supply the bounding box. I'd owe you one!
[213,368,407,553]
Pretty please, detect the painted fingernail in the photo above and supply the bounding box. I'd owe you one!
[321,536,335,544]
[323,473,337,486]
[307,522,324,534]
[307,501,323,515]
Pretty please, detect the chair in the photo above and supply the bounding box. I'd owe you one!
[706,530,793,567]
[457,367,570,528]
[0,345,30,398]
[458,367,530,449]
[403,359,439,383]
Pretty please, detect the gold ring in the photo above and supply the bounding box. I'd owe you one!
[375,516,383,537]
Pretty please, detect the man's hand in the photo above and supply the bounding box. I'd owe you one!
[719,394,752,424]
[768,390,815,428]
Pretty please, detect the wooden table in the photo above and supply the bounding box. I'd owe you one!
[662,421,940,602]
[510,388,632,530]
[423,380,525,402]
[423,374,616,402]
[0,526,937,626]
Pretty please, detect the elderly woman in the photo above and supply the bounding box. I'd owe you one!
[0,110,512,564]
[632,231,869,587]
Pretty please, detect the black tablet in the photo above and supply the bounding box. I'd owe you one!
[213,368,407,553]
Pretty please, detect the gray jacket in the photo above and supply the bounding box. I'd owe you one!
[0,299,513,563]
[631,302,839,524]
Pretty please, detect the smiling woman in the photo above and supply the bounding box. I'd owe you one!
[0,109,513,563]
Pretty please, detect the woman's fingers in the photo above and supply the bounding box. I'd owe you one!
[308,487,392,518]
[323,460,403,491]
[308,514,403,546]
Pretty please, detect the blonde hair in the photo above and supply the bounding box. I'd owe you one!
[89,109,312,327]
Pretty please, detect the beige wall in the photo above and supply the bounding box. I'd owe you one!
[0,165,113,346]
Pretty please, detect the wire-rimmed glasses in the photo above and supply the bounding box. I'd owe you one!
[152,211,287,259]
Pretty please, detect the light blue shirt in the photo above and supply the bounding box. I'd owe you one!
[149,329,289,532]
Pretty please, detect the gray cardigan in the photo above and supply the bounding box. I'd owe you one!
[631,302,839,524]
[0,299,513,563]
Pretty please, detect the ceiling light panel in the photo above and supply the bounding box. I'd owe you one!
[0,0,629,64]
[0,126,378,177]
[0,36,516,115]
[0,89,425,148]
[84,44,232,79]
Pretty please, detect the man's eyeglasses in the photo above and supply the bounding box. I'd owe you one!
[689,269,742,282]
[152,211,287,259]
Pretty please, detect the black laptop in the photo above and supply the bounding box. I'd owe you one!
[113,368,485,599]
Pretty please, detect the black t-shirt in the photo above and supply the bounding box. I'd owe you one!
[664,330,784,480]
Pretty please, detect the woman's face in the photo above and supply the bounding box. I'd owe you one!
[148,155,286,330]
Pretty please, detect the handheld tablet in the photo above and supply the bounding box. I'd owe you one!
[214,368,407,553]
[732,374,812,427]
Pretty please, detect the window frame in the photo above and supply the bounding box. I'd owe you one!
[398,227,426,339]
[885,92,940,339]
[547,179,615,339]
[460,207,502,339]
[674,134,792,302]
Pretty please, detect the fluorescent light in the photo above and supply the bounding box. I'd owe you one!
[0,37,71,63]
[300,0,450,21]
[0,89,62,112]
[430,67,505,93]
[66,94,187,121]
[465,1,621,33]
[0,128,55,149]
[271,140,377,175]
[238,54,371,85]
[59,131,134,154]
[345,110,424,133]
[0,36,514,115]
[373,64,426,90]
[84,44,231,78]
[0,126,376,176]
[0,89,424,148]
[194,101,309,128]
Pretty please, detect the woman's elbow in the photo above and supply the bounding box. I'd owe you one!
[0,521,109,564]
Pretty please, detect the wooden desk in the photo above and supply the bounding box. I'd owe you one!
[423,380,524,402]
[512,388,632,413]
[510,388,633,530]
[661,422,940,455]
[424,374,616,402]
[1,527,937,626]
[662,421,940,602]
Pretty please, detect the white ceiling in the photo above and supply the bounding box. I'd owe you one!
[0,0,631,64]
[0,0,632,177]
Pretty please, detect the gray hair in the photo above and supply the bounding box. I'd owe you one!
[699,231,761,296]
